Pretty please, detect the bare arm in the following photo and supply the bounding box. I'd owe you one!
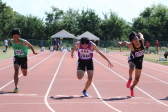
[138,32,144,43]
[23,40,37,54]
[71,43,79,58]
[92,43,113,67]
[118,41,131,48]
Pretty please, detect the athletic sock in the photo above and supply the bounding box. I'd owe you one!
[130,87,134,90]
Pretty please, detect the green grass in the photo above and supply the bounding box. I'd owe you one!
[0,46,40,61]
[99,47,130,52]
[125,54,168,66]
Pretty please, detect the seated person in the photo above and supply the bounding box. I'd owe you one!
[164,50,168,61]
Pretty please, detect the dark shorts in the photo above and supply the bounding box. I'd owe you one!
[77,58,94,71]
[13,56,28,69]
[128,59,143,69]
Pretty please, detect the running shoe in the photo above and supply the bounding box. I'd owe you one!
[126,79,132,88]
[130,88,135,97]
[82,91,89,97]
[13,87,19,93]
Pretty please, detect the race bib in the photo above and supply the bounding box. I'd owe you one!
[15,50,24,55]
[79,49,92,59]
[135,50,144,57]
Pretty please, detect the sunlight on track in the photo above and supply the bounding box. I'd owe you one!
[75,53,121,112]
[0,52,56,90]
[93,58,168,107]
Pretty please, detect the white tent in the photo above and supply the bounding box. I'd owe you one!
[76,31,100,40]
[51,29,75,39]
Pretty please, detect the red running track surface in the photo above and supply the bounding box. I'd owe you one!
[0,51,168,112]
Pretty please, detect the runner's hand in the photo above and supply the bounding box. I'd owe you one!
[108,61,113,67]
[33,52,38,55]
[118,42,122,46]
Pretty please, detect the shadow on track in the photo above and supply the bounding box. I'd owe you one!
[50,96,88,100]
[0,91,16,94]
[159,97,168,100]
[102,96,132,101]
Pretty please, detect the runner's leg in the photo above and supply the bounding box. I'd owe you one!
[77,70,85,79]
[84,70,93,91]
[131,69,141,89]
[14,64,19,88]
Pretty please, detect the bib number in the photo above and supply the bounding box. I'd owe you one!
[15,50,24,55]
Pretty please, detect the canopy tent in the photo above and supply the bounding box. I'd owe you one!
[76,31,100,40]
[51,29,75,39]
[50,29,75,46]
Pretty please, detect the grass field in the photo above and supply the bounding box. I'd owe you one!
[0,46,40,61]
[143,54,168,65]
[125,54,168,66]
[1,45,168,66]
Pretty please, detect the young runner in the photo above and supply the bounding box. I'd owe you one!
[118,32,144,97]
[71,37,113,97]
[10,28,38,92]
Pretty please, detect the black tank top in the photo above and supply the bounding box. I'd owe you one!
[130,40,145,60]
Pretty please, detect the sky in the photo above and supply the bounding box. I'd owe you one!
[3,0,168,22]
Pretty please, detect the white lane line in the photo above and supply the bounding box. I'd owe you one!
[93,58,168,107]
[92,82,122,112]
[0,52,56,90]
[106,55,168,85]
[75,54,121,112]
[44,51,66,112]
[0,51,47,71]
[0,101,163,105]
[0,50,44,62]
[109,54,168,74]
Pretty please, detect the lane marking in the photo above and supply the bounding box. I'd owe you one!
[93,58,168,107]
[44,51,66,112]
[106,56,168,85]
[75,54,121,112]
[1,94,37,96]
[0,102,162,105]
[0,51,47,71]
[0,52,56,90]
[92,82,121,112]
[0,51,47,62]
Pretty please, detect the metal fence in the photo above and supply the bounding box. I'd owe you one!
[0,39,168,48]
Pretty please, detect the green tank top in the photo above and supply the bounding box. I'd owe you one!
[12,38,28,57]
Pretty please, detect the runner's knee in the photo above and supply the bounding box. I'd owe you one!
[23,73,27,76]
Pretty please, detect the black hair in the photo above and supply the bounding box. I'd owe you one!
[128,31,137,41]
[11,28,21,36]
[80,37,89,45]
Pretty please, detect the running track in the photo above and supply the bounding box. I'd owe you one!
[0,50,168,112]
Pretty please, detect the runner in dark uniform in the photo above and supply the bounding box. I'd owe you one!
[71,37,113,97]
[118,32,144,97]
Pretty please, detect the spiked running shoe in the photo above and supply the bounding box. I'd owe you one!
[126,79,132,88]
[82,91,89,97]
[13,87,19,93]
[130,88,135,97]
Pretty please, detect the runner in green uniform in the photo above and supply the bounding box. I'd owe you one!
[10,28,38,92]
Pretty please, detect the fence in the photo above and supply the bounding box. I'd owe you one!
[0,39,168,48]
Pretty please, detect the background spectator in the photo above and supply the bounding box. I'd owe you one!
[4,38,8,52]
[155,40,160,54]
[53,39,58,51]
[39,41,43,48]
[145,41,150,53]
